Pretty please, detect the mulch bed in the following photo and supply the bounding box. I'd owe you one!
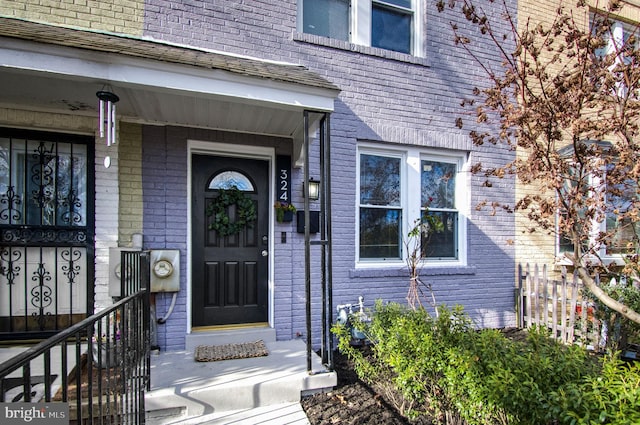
[302,350,430,425]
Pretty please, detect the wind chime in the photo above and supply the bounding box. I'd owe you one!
[96,88,119,168]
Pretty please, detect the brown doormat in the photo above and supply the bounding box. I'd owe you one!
[194,340,269,362]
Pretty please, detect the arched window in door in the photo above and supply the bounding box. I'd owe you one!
[207,170,255,192]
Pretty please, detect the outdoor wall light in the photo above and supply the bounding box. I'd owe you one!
[304,178,320,201]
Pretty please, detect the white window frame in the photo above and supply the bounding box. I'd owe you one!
[298,0,424,57]
[356,144,468,267]
[556,163,638,263]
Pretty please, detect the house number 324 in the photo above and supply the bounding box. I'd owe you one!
[276,155,291,203]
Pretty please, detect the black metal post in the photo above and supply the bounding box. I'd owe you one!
[303,110,312,372]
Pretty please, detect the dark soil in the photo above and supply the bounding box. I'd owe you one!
[301,350,430,425]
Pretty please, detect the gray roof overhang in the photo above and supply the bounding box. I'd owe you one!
[0,16,340,160]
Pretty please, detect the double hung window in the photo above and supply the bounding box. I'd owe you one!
[557,142,640,258]
[605,171,640,255]
[421,160,458,258]
[359,153,402,259]
[358,147,466,265]
[371,0,414,54]
[300,0,422,56]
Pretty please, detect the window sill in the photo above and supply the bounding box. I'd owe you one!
[350,265,476,278]
[554,254,627,268]
[293,32,430,67]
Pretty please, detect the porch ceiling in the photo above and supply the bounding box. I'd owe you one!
[0,16,339,157]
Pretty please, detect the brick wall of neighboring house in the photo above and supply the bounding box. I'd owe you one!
[0,0,145,35]
[118,122,144,248]
[513,0,584,272]
[515,0,640,275]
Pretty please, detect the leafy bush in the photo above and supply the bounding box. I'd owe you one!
[548,356,640,425]
[334,301,640,424]
[445,326,597,425]
[591,281,640,352]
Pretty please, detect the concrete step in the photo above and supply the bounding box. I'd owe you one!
[152,402,310,425]
[145,338,335,424]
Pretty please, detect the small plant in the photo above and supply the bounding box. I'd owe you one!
[404,211,444,311]
[274,201,296,222]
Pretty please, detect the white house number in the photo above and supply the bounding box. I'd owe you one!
[276,155,291,203]
[279,169,289,202]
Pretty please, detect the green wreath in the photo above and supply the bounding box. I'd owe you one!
[206,186,257,236]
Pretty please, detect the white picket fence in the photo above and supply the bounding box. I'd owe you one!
[517,264,602,349]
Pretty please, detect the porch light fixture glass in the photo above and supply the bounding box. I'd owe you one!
[304,178,320,201]
[96,89,119,147]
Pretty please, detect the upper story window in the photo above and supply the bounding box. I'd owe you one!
[357,146,467,266]
[300,0,423,56]
[371,0,413,54]
[302,0,350,41]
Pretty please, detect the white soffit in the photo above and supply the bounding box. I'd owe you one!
[0,37,337,113]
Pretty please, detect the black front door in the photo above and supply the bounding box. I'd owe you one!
[191,154,269,327]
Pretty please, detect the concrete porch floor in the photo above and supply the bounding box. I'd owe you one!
[145,332,337,424]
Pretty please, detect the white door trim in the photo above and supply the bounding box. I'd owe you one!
[186,140,275,333]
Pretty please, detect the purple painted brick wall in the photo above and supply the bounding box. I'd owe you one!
[141,126,189,351]
[141,0,517,349]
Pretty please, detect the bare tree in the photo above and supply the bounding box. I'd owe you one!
[439,0,640,324]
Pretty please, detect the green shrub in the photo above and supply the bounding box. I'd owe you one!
[548,356,640,424]
[333,301,624,425]
[445,326,597,425]
[333,301,470,420]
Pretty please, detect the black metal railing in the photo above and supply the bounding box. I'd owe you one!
[0,251,150,424]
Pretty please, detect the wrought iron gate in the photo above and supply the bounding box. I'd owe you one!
[0,127,95,340]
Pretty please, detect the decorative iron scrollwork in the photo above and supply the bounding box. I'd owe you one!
[59,189,83,225]
[0,185,22,223]
[0,129,92,337]
[1,227,88,244]
[0,246,22,284]
[61,247,82,284]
